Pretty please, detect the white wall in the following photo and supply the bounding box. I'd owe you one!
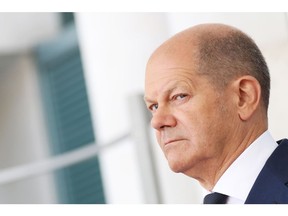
[75,12,288,204]
[266,40,288,140]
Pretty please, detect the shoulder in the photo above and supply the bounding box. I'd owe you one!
[245,138,288,204]
[261,138,288,181]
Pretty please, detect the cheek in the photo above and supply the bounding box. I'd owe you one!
[155,132,163,148]
[181,102,225,143]
[192,101,231,150]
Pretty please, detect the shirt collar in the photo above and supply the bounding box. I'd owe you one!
[212,130,278,203]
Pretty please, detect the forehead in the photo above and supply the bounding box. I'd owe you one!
[144,35,202,98]
[147,46,195,73]
[144,59,207,104]
[145,49,199,88]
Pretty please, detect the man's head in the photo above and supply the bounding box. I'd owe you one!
[144,23,270,189]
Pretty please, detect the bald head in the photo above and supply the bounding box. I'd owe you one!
[148,24,240,66]
[147,23,270,111]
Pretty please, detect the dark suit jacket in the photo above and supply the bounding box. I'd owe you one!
[245,139,288,204]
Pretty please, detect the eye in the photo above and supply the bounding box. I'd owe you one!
[149,104,158,111]
[174,93,188,100]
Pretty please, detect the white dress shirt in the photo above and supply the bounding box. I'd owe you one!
[203,130,278,204]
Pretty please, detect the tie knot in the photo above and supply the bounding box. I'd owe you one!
[203,192,228,204]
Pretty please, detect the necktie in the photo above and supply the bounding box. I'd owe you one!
[203,192,228,204]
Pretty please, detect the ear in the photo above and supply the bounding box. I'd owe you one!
[232,75,261,121]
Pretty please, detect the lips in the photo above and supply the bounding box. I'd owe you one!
[164,138,185,146]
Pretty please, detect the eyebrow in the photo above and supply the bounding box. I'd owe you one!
[143,96,155,104]
[144,84,182,104]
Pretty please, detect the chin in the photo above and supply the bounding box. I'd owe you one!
[167,159,187,173]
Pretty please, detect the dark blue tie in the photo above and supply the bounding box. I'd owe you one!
[203,192,228,204]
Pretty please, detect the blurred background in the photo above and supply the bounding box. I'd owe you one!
[0,12,287,204]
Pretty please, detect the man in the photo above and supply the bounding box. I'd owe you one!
[144,23,288,204]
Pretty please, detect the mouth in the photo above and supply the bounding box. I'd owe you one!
[164,138,185,146]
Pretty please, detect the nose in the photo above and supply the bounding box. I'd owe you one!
[151,106,177,130]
